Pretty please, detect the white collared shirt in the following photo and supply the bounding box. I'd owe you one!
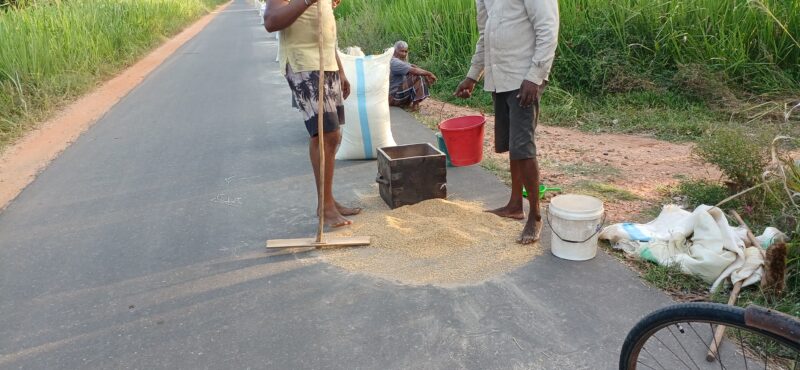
[466,0,559,93]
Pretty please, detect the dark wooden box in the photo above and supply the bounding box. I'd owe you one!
[376,143,447,209]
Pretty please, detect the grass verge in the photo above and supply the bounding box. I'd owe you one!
[336,0,800,142]
[0,0,229,152]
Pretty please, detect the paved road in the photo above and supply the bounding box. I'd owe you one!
[0,1,677,368]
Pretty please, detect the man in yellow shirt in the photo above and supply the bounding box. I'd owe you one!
[454,0,559,244]
[264,0,360,227]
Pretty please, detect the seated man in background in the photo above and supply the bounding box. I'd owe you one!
[389,41,437,111]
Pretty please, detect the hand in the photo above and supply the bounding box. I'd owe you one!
[340,74,350,100]
[453,78,477,99]
[332,0,340,7]
[425,73,437,85]
[517,80,544,108]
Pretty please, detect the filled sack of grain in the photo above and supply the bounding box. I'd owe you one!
[336,47,397,160]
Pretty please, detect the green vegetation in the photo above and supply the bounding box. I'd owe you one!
[336,0,800,140]
[0,0,227,150]
[641,263,710,296]
[480,156,512,186]
[572,180,640,202]
[676,180,733,209]
[636,171,800,317]
[602,244,710,296]
[546,160,621,179]
[695,127,773,189]
[659,137,800,317]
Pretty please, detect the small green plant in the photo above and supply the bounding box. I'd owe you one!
[678,180,732,208]
[602,243,710,299]
[573,180,640,202]
[694,127,770,189]
[640,263,709,296]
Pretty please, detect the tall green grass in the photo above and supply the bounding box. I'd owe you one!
[0,0,227,150]
[336,0,800,138]
[337,0,799,94]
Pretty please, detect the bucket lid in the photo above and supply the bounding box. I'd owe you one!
[549,194,604,221]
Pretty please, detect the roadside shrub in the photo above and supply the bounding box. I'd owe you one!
[678,180,731,208]
[694,127,770,189]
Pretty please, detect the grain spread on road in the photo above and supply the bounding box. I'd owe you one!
[320,194,541,286]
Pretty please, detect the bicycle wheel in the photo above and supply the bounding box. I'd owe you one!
[620,302,800,370]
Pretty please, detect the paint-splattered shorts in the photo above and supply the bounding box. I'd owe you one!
[285,64,345,137]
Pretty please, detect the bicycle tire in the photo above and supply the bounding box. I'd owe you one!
[620,302,800,370]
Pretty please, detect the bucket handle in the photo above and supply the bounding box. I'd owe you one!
[435,99,485,133]
[546,209,606,244]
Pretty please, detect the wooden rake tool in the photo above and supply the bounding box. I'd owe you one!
[267,1,370,250]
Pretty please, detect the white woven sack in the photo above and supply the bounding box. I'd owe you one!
[336,47,396,160]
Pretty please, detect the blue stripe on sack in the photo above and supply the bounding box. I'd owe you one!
[355,57,372,158]
[622,223,651,242]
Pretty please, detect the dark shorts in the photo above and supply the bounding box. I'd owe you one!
[493,89,537,160]
[285,64,345,137]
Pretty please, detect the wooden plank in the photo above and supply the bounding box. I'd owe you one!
[266,236,371,249]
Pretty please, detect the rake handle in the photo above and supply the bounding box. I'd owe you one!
[706,280,743,362]
[706,210,754,362]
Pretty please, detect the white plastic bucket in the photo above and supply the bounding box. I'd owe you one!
[547,194,605,261]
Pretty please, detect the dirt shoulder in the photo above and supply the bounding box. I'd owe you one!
[418,99,721,222]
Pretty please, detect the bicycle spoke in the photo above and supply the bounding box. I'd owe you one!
[621,303,800,370]
[665,325,700,369]
[642,346,669,370]
[710,323,726,369]
[686,323,718,356]
[651,331,692,369]
[636,359,659,370]
[684,323,729,369]
[735,327,748,370]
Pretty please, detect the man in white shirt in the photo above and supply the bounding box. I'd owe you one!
[454,0,559,244]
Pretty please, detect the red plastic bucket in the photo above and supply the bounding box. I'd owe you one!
[438,115,486,166]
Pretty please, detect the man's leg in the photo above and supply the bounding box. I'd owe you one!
[517,157,542,244]
[310,130,351,228]
[332,131,361,216]
[487,160,525,219]
[508,93,542,244]
[409,75,430,111]
[487,91,525,220]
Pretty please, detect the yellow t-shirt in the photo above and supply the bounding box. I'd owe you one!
[279,0,338,74]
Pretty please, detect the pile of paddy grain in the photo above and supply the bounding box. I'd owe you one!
[321,195,541,286]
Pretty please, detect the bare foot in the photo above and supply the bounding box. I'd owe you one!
[323,208,352,228]
[518,217,543,244]
[486,205,525,220]
[335,201,362,216]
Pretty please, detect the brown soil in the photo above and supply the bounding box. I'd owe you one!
[419,99,721,222]
[0,1,232,211]
[322,194,541,286]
